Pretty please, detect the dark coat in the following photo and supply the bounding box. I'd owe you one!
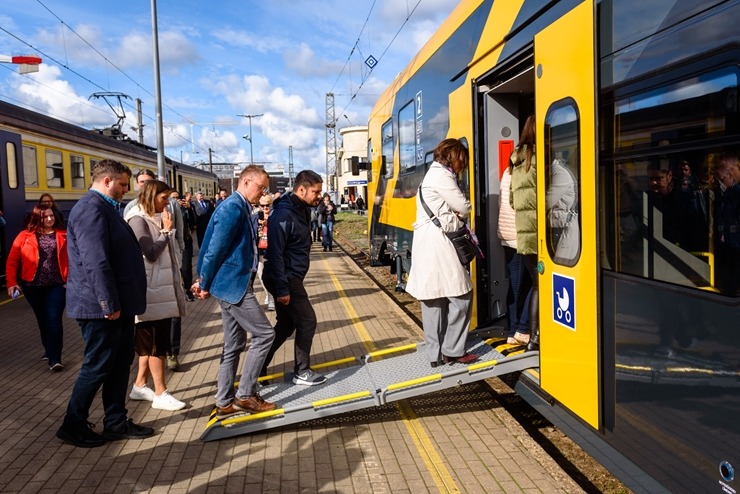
[263,192,312,298]
[66,190,147,318]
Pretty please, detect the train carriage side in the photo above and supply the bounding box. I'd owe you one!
[368,0,740,493]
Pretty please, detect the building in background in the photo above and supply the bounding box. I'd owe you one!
[336,125,369,208]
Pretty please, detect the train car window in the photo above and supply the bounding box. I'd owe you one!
[398,101,416,176]
[6,142,19,189]
[89,158,98,175]
[45,149,64,188]
[367,139,373,182]
[544,100,581,266]
[22,145,38,187]
[381,119,394,179]
[71,155,85,189]
[604,66,740,295]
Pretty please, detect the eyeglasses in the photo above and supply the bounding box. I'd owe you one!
[259,204,270,208]
[249,179,270,195]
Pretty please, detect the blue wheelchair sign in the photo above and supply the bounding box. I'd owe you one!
[552,273,575,331]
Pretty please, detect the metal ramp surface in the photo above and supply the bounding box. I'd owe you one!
[200,335,539,441]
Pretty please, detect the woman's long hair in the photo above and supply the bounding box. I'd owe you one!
[26,204,63,232]
[517,115,536,172]
[433,138,469,174]
[138,180,171,216]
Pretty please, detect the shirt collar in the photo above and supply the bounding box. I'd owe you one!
[91,189,121,209]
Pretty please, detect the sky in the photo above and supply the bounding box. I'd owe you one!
[0,0,459,178]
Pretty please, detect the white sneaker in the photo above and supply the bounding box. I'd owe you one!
[152,391,186,411]
[130,384,156,401]
[292,369,327,386]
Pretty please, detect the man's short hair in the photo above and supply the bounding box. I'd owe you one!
[92,159,131,183]
[239,164,268,181]
[293,170,322,190]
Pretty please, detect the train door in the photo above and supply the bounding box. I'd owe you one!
[0,129,27,285]
[534,0,600,429]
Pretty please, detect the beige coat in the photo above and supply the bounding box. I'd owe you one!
[405,162,473,300]
[125,207,187,323]
[497,167,517,249]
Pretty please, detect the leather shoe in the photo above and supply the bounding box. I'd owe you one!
[234,394,277,413]
[443,353,478,365]
[56,422,106,448]
[216,402,245,419]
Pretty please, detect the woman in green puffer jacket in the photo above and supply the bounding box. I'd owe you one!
[509,115,539,351]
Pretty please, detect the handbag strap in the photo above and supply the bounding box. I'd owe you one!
[417,186,444,230]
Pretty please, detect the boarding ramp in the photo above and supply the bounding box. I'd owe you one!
[201,333,539,442]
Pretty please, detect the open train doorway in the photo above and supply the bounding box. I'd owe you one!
[473,53,535,329]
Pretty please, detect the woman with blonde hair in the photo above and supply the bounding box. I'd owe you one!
[125,180,187,411]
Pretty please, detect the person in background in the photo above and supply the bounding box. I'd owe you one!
[317,193,336,252]
[57,159,152,448]
[6,204,68,371]
[261,170,327,386]
[355,195,365,211]
[193,191,214,248]
[216,188,229,206]
[168,189,195,372]
[509,115,539,352]
[713,154,740,296]
[310,205,320,242]
[497,166,530,346]
[125,180,187,411]
[192,165,277,418]
[25,193,64,227]
[405,138,478,367]
[255,194,276,311]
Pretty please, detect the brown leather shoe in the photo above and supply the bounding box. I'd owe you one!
[234,394,277,413]
[216,402,245,419]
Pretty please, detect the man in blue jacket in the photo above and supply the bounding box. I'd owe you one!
[261,170,326,385]
[57,159,152,448]
[192,165,277,418]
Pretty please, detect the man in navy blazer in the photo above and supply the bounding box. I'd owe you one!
[57,159,152,448]
[192,165,277,418]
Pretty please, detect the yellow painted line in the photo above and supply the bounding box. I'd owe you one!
[0,296,23,306]
[313,391,372,408]
[467,359,498,372]
[311,356,358,369]
[323,258,460,493]
[367,343,418,358]
[387,373,443,391]
[221,408,285,426]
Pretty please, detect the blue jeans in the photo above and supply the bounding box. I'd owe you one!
[22,284,65,365]
[322,221,334,249]
[62,317,135,431]
[504,249,530,337]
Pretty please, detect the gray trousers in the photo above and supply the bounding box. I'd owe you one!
[420,291,473,363]
[215,289,275,407]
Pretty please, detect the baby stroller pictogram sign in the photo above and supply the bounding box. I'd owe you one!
[552,273,575,331]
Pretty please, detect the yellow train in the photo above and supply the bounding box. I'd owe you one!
[0,99,218,280]
[367,1,740,492]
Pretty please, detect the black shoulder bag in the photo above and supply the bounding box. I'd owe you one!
[418,186,478,266]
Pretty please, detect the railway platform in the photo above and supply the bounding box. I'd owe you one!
[0,243,584,493]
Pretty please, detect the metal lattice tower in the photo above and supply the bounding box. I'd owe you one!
[325,93,337,193]
[288,146,294,188]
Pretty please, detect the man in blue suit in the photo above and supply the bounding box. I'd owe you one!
[57,159,152,448]
[192,165,277,418]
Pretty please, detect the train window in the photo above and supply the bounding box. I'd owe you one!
[45,149,64,188]
[398,101,416,176]
[5,142,19,189]
[604,66,740,295]
[544,100,581,266]
[382,119,394,179]
[22,145,38,187]
[71,155,85,189]
[367,139,373,182]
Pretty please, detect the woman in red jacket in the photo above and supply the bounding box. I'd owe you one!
[6,204,68,371]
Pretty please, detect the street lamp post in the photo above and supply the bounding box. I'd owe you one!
[237,113,263,165]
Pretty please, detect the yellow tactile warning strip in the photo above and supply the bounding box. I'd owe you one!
[322,257,462,494]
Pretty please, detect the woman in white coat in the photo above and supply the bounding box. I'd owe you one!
[405,138,478,367]
[125,180,188,411]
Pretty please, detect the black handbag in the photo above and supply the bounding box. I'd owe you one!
[418,187,478,265]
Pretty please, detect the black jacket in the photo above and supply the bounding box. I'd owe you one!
[263,192,312,297]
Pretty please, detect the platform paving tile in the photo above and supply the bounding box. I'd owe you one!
[0,246,585,493]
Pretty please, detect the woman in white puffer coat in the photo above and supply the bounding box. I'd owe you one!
[125,180,187,411]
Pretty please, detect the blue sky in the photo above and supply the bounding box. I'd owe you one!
[0,0,458,177]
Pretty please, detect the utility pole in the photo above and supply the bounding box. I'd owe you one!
[325,93,337,197]
[288,146,294,189]
[237,113,264,165]
[150,0,166,179]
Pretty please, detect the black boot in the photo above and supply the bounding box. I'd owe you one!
[526,329,540,351]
